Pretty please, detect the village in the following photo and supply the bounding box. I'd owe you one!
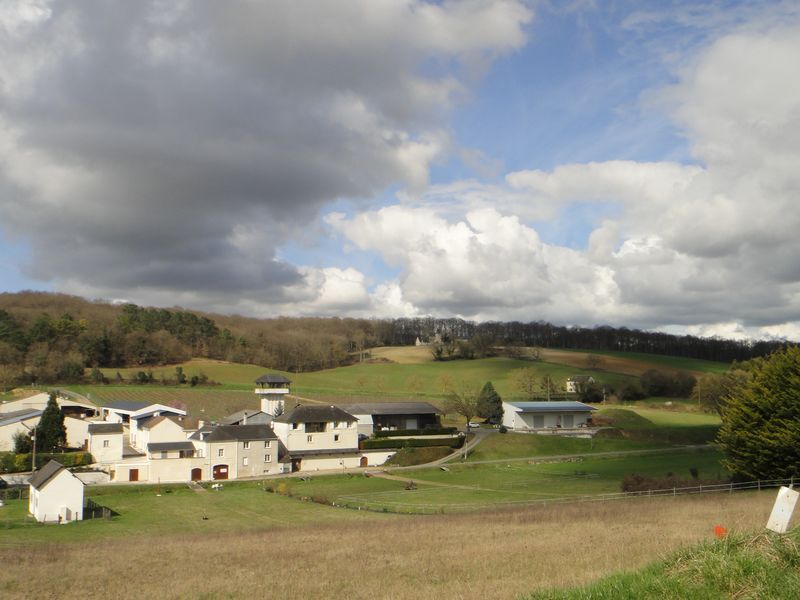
[1,372,600,524]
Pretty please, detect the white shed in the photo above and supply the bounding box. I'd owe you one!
[502,401,596,431]
[28,460,85,523]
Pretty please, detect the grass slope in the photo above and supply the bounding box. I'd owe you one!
[0,493,775,600]
[528,528,800,600]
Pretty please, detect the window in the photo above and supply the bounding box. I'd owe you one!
[218,448,225,457]
[333,421,340,429]
[264,454,271,463]
[161,451,167,459]
[103,440,109,448]
[243,441,251,449]
[291,422,299,430]
[307,435,313,443]
[334,434,340,442]
[242,457,249,466]
[264,440,271,448]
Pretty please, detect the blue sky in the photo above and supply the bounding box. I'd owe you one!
[2,0,800,340]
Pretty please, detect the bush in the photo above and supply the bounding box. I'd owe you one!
[362,437,464,450]
[498,425,508,434]
[0,451,93,474]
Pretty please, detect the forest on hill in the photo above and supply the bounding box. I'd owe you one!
[0,291,789,387]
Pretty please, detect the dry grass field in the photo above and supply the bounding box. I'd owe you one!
[0,492,775,599]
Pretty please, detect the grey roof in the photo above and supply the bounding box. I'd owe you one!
[220,410,273,426]
[88,422,123,434]
[148,441,196,452]
[567,375,595,382]
[29,460,80,490]
[273,405,357,424]
[507,401,597,413]
[342,401,443,416]
[104,400,149,412]
[200,424,277,442]
[255,373,291,385]
[0,408,42,427]
[287,448,361,458]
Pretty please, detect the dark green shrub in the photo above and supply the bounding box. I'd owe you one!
[373,427,457,438]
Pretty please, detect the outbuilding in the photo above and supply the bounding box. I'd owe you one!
[28,460,84,523]
[502,401,596,431]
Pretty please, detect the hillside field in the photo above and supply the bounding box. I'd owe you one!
[70,347,729,417]
[0,489,777,600]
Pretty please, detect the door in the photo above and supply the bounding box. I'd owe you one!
[291,458,302,472]
[532,415,544,429]
[129,468,139,482]
[563,414,574,428]
[212,465,229,480]
[191,468,202,481]
[360,456,368,468]
[405,418,418,430]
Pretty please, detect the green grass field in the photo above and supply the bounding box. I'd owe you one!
[272,448,725,513]
[0,480,390,545]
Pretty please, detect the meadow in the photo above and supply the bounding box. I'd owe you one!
[65,346,730,420]
[0,490,777,600]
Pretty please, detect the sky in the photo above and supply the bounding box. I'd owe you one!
[1,0,800,340]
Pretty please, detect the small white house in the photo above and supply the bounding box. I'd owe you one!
[28,460,84,523]
[0,409,42,452]
[502,401,597,431]
[566,375,596,394]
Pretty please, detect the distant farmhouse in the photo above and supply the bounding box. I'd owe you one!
[565,375,596,394]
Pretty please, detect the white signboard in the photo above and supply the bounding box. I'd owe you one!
[766,486,799,534]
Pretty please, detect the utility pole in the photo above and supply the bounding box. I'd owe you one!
[31,423,37,472]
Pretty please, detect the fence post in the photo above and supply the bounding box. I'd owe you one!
[758,479,761,491]
[730,482,733,494]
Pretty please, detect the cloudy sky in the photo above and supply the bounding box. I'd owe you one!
[2,0,800,340]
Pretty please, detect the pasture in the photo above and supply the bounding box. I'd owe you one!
[0,489,775,600]
[272,448,725,513]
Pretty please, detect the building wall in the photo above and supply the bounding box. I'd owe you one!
[138,419,186,451]
[89,432,123,463]
[147,456,207,483]
[29,471,84,523]
[64,416,91,449]
[0,416,39,452]
[514,411,592,430]
[361,450,396,466]
[276,421,359,453]
[111,461,150,483]
[296,454,364,471]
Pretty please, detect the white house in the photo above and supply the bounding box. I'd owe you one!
[28,460,84,523]
[272,405,364,471]
[566,375,596,394]
[502,401,597,431]
[87,422,124,463]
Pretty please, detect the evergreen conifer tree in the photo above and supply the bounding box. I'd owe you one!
[37,392,66,452]
[717,346,800,480]
[477,381,503,424]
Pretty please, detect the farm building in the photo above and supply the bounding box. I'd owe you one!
[272,405,364,472]
[28,460,84,523]
[502,401,597,431]
[0,408,42,452]
[342,402,443,437]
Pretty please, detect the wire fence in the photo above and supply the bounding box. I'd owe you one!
[333,477,797,515]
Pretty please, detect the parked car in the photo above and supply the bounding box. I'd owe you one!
[467,421,481,428]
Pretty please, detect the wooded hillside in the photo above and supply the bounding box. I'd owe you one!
[0,291,789,388]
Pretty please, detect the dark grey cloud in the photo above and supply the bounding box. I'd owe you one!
[0,0,530,308]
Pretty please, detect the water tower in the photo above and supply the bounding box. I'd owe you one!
[254,374,291,416]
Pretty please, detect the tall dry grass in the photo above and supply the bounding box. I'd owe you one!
[0,492,774,599]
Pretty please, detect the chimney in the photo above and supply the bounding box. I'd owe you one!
[243,411,248,425]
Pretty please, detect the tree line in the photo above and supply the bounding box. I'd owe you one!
[0,291,793,390]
